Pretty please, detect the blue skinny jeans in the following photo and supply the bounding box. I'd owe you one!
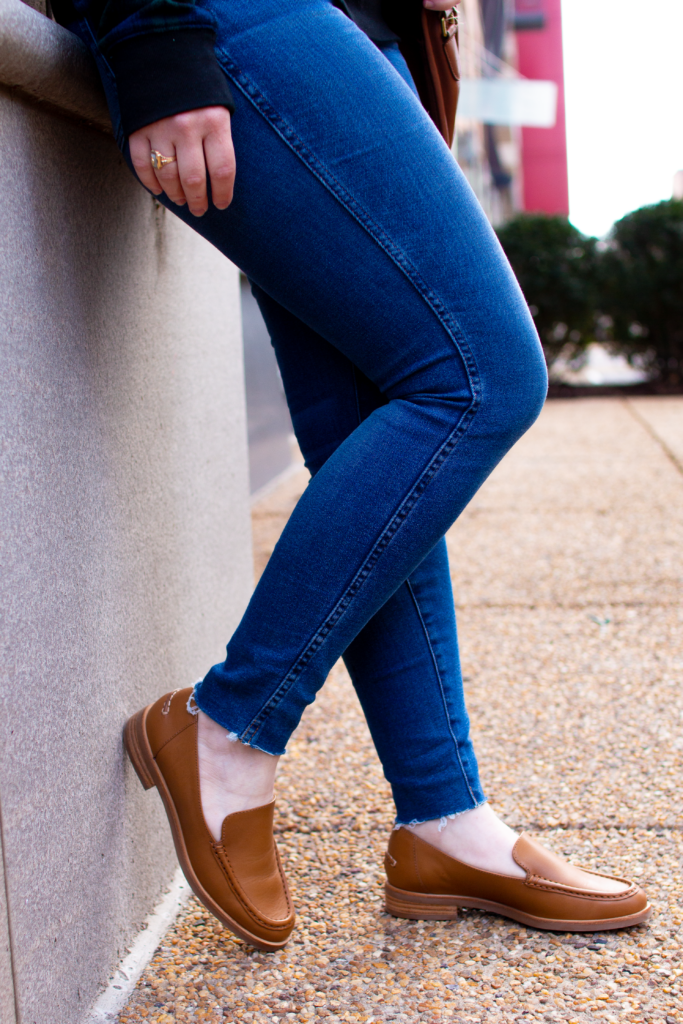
[75,0,548,825]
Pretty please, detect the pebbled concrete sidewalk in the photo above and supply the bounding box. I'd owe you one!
[117,397,683,1024]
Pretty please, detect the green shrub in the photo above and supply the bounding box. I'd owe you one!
[601,199,683,385]
[495,214,599,366]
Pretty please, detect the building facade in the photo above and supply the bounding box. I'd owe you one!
[455,0,569,223]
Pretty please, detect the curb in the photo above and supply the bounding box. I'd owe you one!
[84,869,191,1023]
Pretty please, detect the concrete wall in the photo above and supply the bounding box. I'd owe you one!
[0,4,253,1022]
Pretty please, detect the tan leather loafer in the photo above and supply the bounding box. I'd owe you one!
[123,687,295,951]
[384,827,651,932]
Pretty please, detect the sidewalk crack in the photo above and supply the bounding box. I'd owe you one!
[623,398,683,477]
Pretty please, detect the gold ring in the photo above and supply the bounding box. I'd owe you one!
[151,150,177,170]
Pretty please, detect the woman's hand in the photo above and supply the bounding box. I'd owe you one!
[422,1,459,9]
[129,106,235,217]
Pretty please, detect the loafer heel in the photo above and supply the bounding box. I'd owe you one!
[385,882,459,921]
[123,706,157,791]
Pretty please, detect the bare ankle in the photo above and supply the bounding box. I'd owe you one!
[197,710,279,840]
[408,803,526,878]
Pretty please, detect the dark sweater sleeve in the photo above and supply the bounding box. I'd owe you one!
[107,28,235,137]
[51,0,235,136]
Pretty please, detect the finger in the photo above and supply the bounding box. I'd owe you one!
[149,143,187,206]
[204,126,236,210]
[175,136,208,216]
[129,132,163,194]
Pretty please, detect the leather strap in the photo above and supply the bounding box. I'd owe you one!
[397,5,461,146]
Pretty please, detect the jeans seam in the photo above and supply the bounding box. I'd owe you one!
[214,48,481,392]
[241,428,471,741]
[217,53,484,744]
[404,579,477,805]
[241,412,475,743]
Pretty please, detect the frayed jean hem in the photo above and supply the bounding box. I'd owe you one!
[393,797,488,831]
[191,682,285,757]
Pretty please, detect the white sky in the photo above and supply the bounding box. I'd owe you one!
[561,0,683,238]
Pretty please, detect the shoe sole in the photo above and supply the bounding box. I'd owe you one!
[123,705,291,952]
[384,882,652,932]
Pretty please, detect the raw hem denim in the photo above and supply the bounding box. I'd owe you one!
[70,0,547,824]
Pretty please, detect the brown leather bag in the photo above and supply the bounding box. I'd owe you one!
[395,5,461,147]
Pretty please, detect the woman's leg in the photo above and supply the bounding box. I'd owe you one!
[253,285,484,823]
[183,1,547,772]
[88,1,648,932]
[197,282,539,852]
[250,283,528,875]
[90,0,547,838]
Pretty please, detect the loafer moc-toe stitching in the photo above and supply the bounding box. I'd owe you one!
[123,687,295,951]
[384,827,651,932]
